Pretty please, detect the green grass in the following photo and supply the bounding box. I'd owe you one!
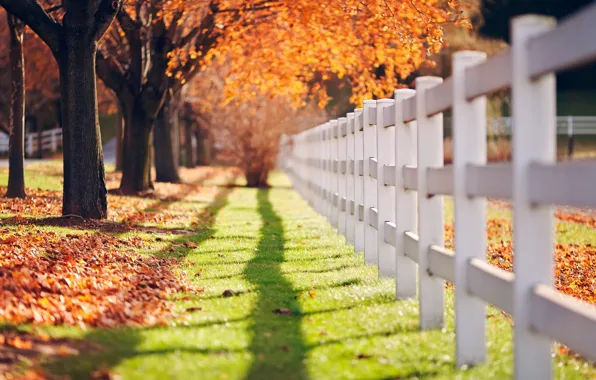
[0,162,63,191]
[1,167,596,379]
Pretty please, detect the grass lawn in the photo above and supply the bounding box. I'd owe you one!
[0,162,595,379]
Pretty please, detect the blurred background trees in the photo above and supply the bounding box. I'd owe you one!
[1,0,593,217]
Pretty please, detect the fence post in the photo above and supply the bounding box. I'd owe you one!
[26,134,33,157]
[453,51,488,366]
[306,130,313,204]
[354,108,365,254]
[300,132,306,196]
[309,129,316,205]
[394,89,418,299]
[376,99,396,278]
[567,115,575,158]
[363,100,378,265]
[295,132,302,195]
[324,123,332,222]
[346,113,356,246]
[512,15,557,379]
[298,131,308,198]
[51,130,58,152]
[338,117,348,238]
[316,125,324,214]
[327,121,335,224]
[330,120,340,229]
[416,76,445,330]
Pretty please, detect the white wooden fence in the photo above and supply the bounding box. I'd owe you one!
[445,115,596,135]
[0,128,62,156]
[280,6,596,379]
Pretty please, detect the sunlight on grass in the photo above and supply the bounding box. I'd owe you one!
[1,166,595,379]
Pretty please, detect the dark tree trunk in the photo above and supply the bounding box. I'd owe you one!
[154,97,181,183]
[184,120,195,168]
[195,130,212,166]
[5,14,26,199]
[114,98,124,172]
[119,98,154,194]
[194,129,202,166]
[244,167,270,188]
[0,0,120,219]
[58,26,107,219]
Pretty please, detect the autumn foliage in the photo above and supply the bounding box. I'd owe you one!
[444,205,596,306]
[0,166,239,330]
[212,0,469,107]
[0,228,190,327]
[190,65,327,187]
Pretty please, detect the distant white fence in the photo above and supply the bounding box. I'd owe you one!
[280,6,596,379]
[445,115,596,135]
[0,128,62,156]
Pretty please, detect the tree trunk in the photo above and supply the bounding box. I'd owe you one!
[244,166,270,188]
[59,28,107,219]
[119,98,154,194]
[114,98,124,172]
[194,129,203,166]
[184,120,195,168]
[5,14,26,199]
[154,97,181,183]
[195,129,212,166]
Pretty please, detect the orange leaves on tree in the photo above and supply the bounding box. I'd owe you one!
[210,0,466,107]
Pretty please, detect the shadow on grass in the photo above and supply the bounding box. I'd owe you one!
[33,180,439,379]
[196,253,347,267]
[0,170,232,236]
[40,178,237,378]
[243,190,308,380]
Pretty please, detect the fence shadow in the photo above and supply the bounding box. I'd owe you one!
[243,189,308,380]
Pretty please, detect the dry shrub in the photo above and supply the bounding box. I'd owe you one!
[189,66,327,187]
[211,99,326,187]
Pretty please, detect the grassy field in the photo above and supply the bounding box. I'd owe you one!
[0,162,595,379]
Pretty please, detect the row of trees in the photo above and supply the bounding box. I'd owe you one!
[0,0,465,219]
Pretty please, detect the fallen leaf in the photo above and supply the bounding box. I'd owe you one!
[273,308,292,316]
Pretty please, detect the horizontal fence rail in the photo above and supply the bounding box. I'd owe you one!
[444,116,596,136]
[0,128,63,156]
[280,6,596,379]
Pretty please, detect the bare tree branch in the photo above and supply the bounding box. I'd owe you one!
[0,0,61,54]
[94,0,122,41]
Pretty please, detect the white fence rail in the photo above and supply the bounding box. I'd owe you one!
[445,115,596,135]
[279,6,596,379]
[0,128,63,156]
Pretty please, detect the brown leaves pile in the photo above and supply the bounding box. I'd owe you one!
[0,229,192,327]
[0,188,61,217]
[0,167,242,329]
